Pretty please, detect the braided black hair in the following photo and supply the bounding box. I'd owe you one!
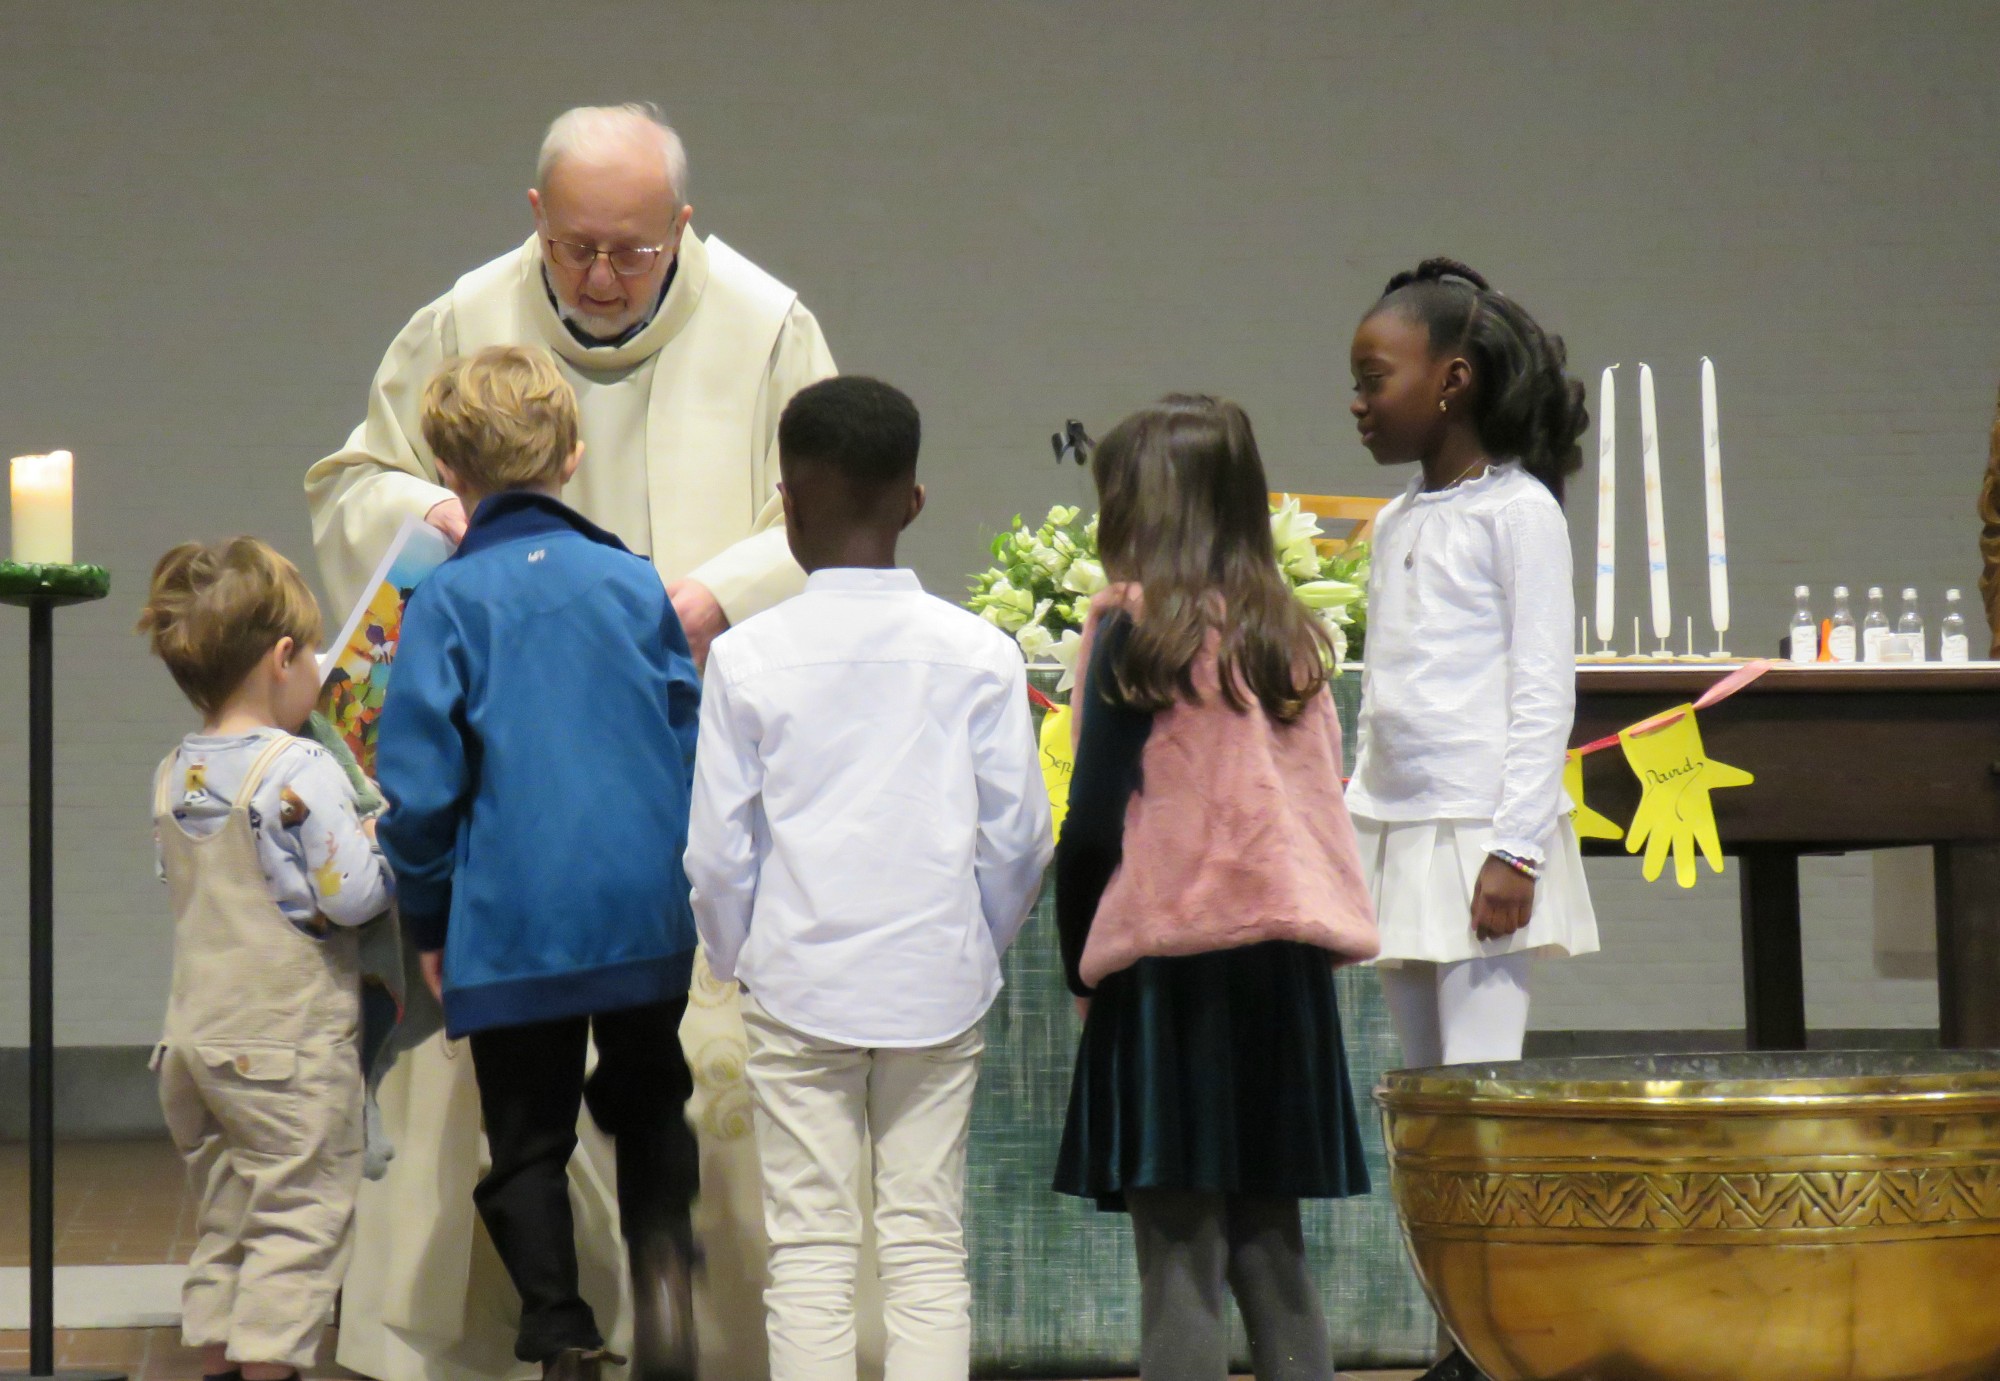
[1371,257,1588,504]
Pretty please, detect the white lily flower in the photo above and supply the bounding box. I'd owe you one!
[1049,629,1085,693]
[1016,621,1056,659]
[1269,496,1323,552]
[1061,557,1107,595]
[973,578,1038,631]
[1270,496,1328,581]
[1293,578,1360,612]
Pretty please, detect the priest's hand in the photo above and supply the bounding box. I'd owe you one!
[425,498,469,545]
[1471,856,1536,941]
[668,579,729,668]
[419,950,444,1003]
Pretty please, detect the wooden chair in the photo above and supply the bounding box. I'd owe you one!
[1272,493,1389,555]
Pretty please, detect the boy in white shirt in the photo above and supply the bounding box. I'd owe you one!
[685,376,1052,1381]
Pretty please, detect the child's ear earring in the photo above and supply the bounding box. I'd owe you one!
[1438,398,1449,413]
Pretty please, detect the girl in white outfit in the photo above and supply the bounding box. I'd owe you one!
[1345,257,1600,1063]
[1343,258,1599,1379]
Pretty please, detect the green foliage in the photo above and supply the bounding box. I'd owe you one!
[967,498,1370,670]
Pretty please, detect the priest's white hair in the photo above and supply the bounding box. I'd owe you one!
[537,103,689,209]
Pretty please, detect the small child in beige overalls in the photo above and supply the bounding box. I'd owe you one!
[139,537,395,1381]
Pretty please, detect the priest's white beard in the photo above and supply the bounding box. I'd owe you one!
[548,270,657,343]
[558,295,643,342]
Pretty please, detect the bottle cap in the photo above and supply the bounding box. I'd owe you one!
[1795,584,1810,597]
[1834,585,1850,597]
[1903,587,1919,599]
[1868,586,1884,597]
[1948,588,1962,600]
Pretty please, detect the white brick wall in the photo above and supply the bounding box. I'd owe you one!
[1,1,1995,1043]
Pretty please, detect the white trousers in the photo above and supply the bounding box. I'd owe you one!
[741,997,984,1381]
[1377,953,1534,1068]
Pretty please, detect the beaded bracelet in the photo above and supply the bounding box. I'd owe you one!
[1488,848,1543,882]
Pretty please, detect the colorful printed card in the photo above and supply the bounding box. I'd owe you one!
[316,517,452,779]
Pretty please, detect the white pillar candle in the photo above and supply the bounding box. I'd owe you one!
[1701,356,1729,648]
[1638,366,1670,650]
[1594,365,1618,651]
[10,451,73,566]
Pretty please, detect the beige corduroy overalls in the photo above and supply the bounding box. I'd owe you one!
[152,735,365,1370]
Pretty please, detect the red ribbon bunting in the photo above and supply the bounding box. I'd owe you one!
[1572,658,1772,756]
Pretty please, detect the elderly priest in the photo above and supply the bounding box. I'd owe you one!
[305,103,835,1381]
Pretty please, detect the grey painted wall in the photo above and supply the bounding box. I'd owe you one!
[2,1,1995,1045]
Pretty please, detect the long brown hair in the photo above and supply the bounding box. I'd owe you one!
[1091,394,1331,721]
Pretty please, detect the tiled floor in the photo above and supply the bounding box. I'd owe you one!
[0,1328,1414,1381]
[0,1325,352,1378]
[0,1140,1421,1380]
[0,1141,197,1267]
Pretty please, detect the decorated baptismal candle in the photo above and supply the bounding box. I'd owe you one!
[1638,367,1670,654]
[10,450,74,565]
[1594,366,1618,654]
[1701,358,1729,653]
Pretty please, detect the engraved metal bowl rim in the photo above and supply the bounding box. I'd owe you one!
[1375,1049,2000,1118]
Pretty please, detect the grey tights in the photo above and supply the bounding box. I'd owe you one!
[1126,1190,1333,1381]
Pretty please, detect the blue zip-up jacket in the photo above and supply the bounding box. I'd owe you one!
[376,491,702,1037]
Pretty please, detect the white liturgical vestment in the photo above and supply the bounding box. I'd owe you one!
[305,228,846,1381]
[307,229,831,619]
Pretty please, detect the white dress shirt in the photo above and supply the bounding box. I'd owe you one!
[685,567,1054,1047]
[1345,462,1576,862]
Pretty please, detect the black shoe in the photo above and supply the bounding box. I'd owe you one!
[1418,1347,1491,1381]
[542,1347,626,1381]
[629,1233,699,1381]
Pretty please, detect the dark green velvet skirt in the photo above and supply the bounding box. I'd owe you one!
[1052,940,1372,1211]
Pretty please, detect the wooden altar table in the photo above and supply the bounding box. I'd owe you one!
[1572,664,2000,1050]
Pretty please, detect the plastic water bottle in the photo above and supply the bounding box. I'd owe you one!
[1941,588,1971,663]
[1789,586,1816,664]
[1828,586,1857,662]
[1862,587,1890,663]
[1897,587,1926,662]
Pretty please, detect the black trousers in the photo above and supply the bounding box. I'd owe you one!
[468,996,699,1362]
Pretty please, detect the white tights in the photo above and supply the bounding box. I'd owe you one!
[1377,953,1534,1068]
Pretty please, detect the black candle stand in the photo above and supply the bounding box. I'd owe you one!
[0,561,122,1381]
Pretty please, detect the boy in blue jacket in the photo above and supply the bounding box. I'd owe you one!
[377,346,703,1381]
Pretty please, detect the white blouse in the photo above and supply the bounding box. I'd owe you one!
[1345,462,1576,862]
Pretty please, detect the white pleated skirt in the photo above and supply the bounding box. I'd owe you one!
[1352,815,1600,966]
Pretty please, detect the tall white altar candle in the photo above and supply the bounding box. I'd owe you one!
[10,451,73,565]
[1701,357,1730,646]
[1638,366,1670,649]
[1594,365,1618,650]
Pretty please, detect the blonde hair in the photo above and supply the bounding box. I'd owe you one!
[537,103,687,208]
[136,538,323,716]
[421,346,580,493]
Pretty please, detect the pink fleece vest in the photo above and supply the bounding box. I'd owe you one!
[1073,591,1381,987]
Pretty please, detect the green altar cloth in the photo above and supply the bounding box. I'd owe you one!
[965,673,1431,1373]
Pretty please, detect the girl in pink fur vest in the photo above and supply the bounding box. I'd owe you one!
[1051,394,1379,1381]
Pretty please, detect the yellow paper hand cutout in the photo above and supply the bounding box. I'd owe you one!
[1039,705,1074,842]
[1618,705,1754,887]
[1564,750,1624,842]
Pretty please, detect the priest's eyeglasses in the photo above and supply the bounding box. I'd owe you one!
[544,238,668,277]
